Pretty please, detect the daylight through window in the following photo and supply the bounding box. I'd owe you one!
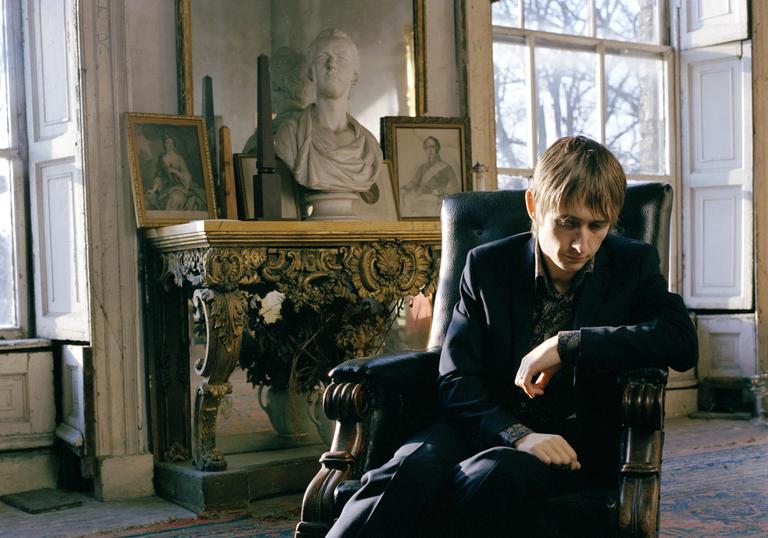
[492,0,672,190]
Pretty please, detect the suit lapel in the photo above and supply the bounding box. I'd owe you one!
[573,244,612,328]
[509,237,536,360]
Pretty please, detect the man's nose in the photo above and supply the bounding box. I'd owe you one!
[571,228,586,252]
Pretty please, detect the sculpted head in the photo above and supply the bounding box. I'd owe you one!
[307,28,360,100]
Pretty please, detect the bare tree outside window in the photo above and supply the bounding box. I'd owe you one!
[492,0,668,184]
[535,46,598,154]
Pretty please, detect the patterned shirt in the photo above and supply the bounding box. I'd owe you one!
[498,241,593,446]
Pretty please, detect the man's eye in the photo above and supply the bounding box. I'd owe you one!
[590,222,609,231]
[558,219,578,229]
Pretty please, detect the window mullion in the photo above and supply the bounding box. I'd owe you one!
[597,42,605,144]
[588,0,596,37]
[527,34,537,167]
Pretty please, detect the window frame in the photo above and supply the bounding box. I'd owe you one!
[0,0,29,339]
[492,2,675,189]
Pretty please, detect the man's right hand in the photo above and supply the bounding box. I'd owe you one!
[514,433,581,470]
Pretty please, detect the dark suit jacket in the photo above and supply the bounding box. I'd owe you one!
[438,232,698,453]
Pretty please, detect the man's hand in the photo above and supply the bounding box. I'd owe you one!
[515,335,561,398]
[514,432,581,470]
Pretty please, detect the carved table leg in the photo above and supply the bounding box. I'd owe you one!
[190,287,247,471]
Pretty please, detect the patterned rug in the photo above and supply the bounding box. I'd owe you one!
[86,512,296,538]
[86,443,767,537]
[661,442,768,537]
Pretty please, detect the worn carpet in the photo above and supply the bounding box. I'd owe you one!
[85,442,767,537]
[660,441,768,537]
[85,512,296,537]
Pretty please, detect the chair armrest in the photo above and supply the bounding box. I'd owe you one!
[620,368,668,431]
[330,349,440,392]
[328,349,441,466]
[297,350,440,538]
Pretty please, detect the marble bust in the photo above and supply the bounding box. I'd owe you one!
[274,29,382,196]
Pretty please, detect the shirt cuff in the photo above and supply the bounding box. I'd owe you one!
[557,330,580,367]
[498,423,535,447]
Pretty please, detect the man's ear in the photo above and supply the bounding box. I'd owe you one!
[524,189,536,221]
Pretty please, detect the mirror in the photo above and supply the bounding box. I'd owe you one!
[176,0,426,155]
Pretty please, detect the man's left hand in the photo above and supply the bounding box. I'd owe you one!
[515,335,561,399]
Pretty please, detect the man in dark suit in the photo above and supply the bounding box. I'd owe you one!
[327,136,698,538]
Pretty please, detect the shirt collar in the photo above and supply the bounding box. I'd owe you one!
[534,239,594,296]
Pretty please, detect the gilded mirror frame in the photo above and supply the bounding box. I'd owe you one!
[175,0,427,117]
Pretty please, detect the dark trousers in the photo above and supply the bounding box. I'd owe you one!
[326,419,596,538]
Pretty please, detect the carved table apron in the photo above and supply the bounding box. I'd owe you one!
[146,220,441,471]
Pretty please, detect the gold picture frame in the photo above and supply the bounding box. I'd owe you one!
[125,113,217,228]
[381,116,472,220]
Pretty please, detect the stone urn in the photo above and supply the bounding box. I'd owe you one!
[257,385,315,439]
[258,384,335,445]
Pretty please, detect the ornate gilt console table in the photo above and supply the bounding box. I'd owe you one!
[144,220,441,476]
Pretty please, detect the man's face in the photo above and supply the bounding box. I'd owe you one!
[313,38,357,99]
[532,198,611,282]
[424,139,438,161]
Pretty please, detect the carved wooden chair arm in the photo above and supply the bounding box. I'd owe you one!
[618,367,668,538]
[296,350,440,538]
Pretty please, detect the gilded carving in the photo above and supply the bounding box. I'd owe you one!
[153,233,439,472]
[203,248,266,288]
[192,289,243,353]
[161,247,266,289]
[193,381,232,471]
[348,241,434,303]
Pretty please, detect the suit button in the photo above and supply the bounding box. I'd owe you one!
[520,402,527,408]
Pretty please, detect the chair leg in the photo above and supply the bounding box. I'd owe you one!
[618,428,663,538]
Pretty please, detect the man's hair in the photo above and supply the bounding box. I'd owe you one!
[423,136,440,152]
[529,136,626,231]
[307,28,360,84]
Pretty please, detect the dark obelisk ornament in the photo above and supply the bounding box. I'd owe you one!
[253,54,282,219]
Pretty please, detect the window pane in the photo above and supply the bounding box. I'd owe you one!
[605,53,665,175]
[535,46,598,154]
[596,0,658,44]
[0,159,16,327]
[498,174,530,190]
[492,0,520,27]
[524,0,589,36]
[0,0,9,148]
[493,39,530,168]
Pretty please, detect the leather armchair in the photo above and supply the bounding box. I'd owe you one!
[296,183,673,538]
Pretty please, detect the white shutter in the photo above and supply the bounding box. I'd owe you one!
[696,314,757,378]
[23,0,89,341]
[680,0,748,50]
[681,42,752,310]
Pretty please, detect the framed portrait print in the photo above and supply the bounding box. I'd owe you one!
[233,154,301,220]
[125,113,217,227]
[352,160,398,221]
[381,116,471,220]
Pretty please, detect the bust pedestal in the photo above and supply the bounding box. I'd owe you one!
[306,191,360,220]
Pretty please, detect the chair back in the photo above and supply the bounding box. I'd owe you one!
[427,183,673,349]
